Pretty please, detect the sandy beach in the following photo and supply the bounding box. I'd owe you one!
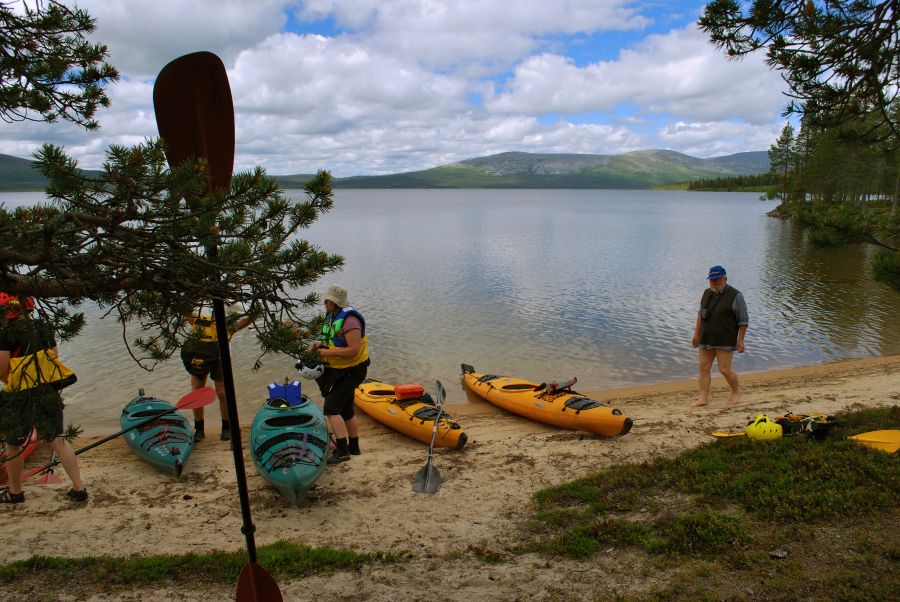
[1,355,898,601]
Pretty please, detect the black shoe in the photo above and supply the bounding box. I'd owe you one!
[66,488,88,502]
[220,429,231,441]
[327,453,350,465]
[0,488,25,504]
[194,429,205,442]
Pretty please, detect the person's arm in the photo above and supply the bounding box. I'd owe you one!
[734,293,749,353]
[233,316,254,333]
[691,313,701,348]
[0,350,10,383]
[321,327,361,359]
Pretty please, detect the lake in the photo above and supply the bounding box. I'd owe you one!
[2,189,898,434]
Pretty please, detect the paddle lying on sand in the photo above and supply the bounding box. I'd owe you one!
[154,50,282,602]
[711,431,745,438]
[848,430,900,453]
[413,380,446,494]
[24,387,216,481]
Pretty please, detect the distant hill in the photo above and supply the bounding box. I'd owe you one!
[314,150,769,189]
[1,150,770,191]
[0,154,50,191]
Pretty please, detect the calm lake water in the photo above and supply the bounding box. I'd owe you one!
[2,189,898,434]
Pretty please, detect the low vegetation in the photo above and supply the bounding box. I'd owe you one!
[0,541,394,597]
[526,405,900,600]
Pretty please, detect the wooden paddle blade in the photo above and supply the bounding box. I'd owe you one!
[236,562,282,602]
[176,387,218,410]
[412,462,441,494]
[152,51,234,193]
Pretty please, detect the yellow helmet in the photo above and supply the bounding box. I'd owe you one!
[745,414,783,441]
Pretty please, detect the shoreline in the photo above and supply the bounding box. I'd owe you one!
[1,353,898,600]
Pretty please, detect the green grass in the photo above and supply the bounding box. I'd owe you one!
[526,405,900,599]
[0,540,394,588]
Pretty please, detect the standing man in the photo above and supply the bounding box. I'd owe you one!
[309,285,369,464]
[690,265,748,408]
[181,303,252,441]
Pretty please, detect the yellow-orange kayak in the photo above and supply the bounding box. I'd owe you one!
[461,364,632,437]
[354,380,468,450]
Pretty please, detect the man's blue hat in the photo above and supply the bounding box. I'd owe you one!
[707,265,727,279]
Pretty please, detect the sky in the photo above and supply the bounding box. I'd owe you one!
[1,0,792,177]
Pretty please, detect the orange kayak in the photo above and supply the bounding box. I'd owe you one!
[354,380,467,450]
[461,364,632,437]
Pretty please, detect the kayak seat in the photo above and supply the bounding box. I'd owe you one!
[502,384,535,391]
[265,415,316,427]
[368,389,396,396]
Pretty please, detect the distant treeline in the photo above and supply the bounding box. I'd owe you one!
[686,173,777,191]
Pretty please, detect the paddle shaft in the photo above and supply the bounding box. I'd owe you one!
[213,295,259,563]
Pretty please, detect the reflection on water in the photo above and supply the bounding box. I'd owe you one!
[1,189,897,434]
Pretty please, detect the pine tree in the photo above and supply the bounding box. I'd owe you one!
[0,1,119,129]
[0,2,339,366]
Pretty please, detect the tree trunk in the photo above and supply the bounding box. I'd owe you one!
[892,171,898,217]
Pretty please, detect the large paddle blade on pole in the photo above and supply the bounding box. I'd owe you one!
[24,387,218,481]
[413,380,447,494]
[154,51,282,602]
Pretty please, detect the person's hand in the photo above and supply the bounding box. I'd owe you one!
[737,340,745,353]
[691,333,699,348]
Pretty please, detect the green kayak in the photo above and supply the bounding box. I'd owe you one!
[250,381,329,504]
[121,391,194,478]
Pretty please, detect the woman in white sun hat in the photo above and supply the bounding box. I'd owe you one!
[306,285,370,463]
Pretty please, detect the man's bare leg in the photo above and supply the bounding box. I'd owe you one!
[717,350,742,406]
[691,348,716,407]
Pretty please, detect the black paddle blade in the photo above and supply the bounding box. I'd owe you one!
[412,462,441,494]
[236,562,282,602]
[153,51,235,194]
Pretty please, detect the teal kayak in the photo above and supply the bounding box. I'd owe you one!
[250,382,329,504]
[121,391,194,478]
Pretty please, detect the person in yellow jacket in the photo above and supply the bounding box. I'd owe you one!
[180,303,252,442]
[308,285,369,463]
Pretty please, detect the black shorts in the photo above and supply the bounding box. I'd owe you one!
[0,386,65,445]
[181,341,223,381]
[317,359,369,420]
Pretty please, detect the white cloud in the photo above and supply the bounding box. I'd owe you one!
[296,0,649,70]
[75,0,287,78]
[486,24,787,125]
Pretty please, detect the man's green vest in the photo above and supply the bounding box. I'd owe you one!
[698,285,740,347]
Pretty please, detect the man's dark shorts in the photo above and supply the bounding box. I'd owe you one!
[317,359,369,420]
[181,341,223,381]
